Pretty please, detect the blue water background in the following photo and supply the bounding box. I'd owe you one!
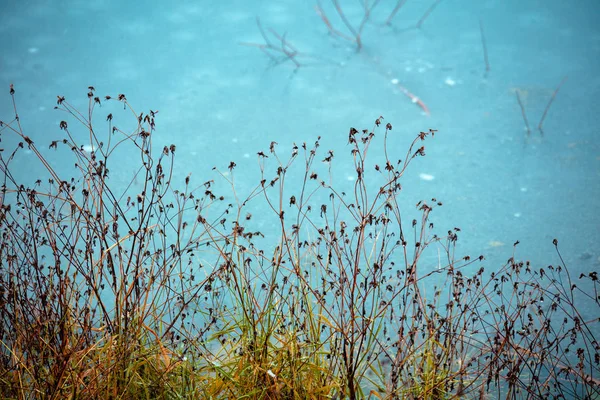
[0,0,598,309]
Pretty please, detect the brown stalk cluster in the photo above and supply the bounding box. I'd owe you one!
[0,87,598,399]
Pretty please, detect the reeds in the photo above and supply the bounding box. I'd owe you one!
[1,87,598,399]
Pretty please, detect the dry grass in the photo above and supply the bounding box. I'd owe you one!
[0,86,598,399]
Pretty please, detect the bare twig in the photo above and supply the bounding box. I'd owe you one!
[479,18,490,77]
[538,76,568,135]
[385,0,409,25]
[332,0,361,47]
[315,0,378,51]
[392,79,431,115]
[515,90,531,137]
[416,0,442,29]
[240,17,302,68]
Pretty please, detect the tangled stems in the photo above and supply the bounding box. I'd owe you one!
[0,87,598,399]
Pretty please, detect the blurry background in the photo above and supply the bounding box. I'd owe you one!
[0,0,598,280]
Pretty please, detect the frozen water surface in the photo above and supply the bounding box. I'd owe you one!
[0,0,598,287]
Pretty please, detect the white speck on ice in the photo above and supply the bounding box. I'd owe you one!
[405,66,412,72]
[347,175,355,181]
[520,187,527,192]
[390,78,399,85]
[418,67,426,73]
[419,173,434,181]
[28,47,39,54]
[444,77,456,86]
[514,212,521,218]
[231,138,238,143]
[243,153,250,158]
[82,144,95,153]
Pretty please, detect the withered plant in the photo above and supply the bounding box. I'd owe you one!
[0,87,598,399]
[0,86,230,398]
